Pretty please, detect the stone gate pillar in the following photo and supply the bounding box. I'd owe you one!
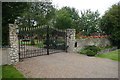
[66,29,76,53]
[9,24,19,64]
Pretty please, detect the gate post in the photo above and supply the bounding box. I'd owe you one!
[66,29,76,53]
[9,24,19,64]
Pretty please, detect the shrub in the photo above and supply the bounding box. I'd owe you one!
[85,45,100,53]
[79,49,88,54]
[79,45,101,56]
[85,50,96,56]
[79,49,96,56]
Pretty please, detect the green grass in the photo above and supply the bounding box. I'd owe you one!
[95,49,120,61]
[20,39,44,45]
[28,44,46,48]
[98,46,113,50]
[20,39,46,48]
[1,65,25,78]
[19,39,65,48]
[0,66,2,79]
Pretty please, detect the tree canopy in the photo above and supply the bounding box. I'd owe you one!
[2,2,28,25]
[100,2,120,47]
[3,1,119,47]
[16,2,55,27]
[53,7,80,30]
[78,9,101,35]
[2,2,28,46]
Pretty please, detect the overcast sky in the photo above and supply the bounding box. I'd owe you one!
[52,0,119,16]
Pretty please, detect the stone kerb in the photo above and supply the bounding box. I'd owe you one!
[9,24,19,64]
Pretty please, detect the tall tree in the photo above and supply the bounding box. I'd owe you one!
[16,2,55,27]
[79,9,101,35]
[2,2,55,46]
[54,6,80,30]
[100,2,120,48]
[2,2,28,46]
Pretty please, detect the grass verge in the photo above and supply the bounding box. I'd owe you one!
[0,66,2,79]
[95,49,120,61]
[1,65,25,78]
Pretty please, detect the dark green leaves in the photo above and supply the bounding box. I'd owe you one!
[100,2,120,47]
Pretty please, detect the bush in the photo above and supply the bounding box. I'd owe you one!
[79,45,100,56]
[85,45,100,53]
[79,49,97,56]
[85,50,96,56]
[79,49,88,54]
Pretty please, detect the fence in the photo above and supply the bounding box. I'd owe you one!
[1,24,112,65]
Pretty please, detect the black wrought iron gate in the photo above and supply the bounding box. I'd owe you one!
[18,25,66,59]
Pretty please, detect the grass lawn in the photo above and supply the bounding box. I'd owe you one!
[0,66,2,79]
[20,39,46,48]
[19,39,65,48]
[1,65,25,78]
[95,49,120,61]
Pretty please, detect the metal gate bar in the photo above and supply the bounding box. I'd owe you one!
[18,25,66,60]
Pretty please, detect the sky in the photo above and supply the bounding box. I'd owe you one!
[51,0,119,16]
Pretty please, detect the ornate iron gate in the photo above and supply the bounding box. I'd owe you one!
[18,26,66,59]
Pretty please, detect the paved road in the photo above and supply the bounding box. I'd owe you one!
[14,52,118,78]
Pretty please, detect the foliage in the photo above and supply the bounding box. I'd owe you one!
[79,49,89,54]
[2,2,28,24]
[2,2,28,46]
[16,2,55,27]
[84,45,100,53]
[75,34,107,39]
[54,6,80,30]
[75,34,81,39]
[0,66,1,79]
[85,49,96,56]
[20,39,46,48]
[2,2,55,46]
[99,46,113,50]
[100,2,120,48]
[96,49,120,61]
[79,49,96,56]
[2,65,25,78]
[31,38,35,45]
[78,9,101,35]
[79,45,100,56]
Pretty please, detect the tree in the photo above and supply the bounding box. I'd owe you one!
[78,9,101,35]
[15,2,55,45]
[62,7,80,29]
[2,2,28,25]
[2,2,28,46]
[2,2,55,46]
[54,7,80,30]
[16,2,55,27]
[100,2,120,48]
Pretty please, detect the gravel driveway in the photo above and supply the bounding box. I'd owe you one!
[14,52,118,78]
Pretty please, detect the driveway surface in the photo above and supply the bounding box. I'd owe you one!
[14,52,118,78]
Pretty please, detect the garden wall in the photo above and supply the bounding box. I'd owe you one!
[73,38,111,52]
[0,47,11,65]
[66,29,112,53]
